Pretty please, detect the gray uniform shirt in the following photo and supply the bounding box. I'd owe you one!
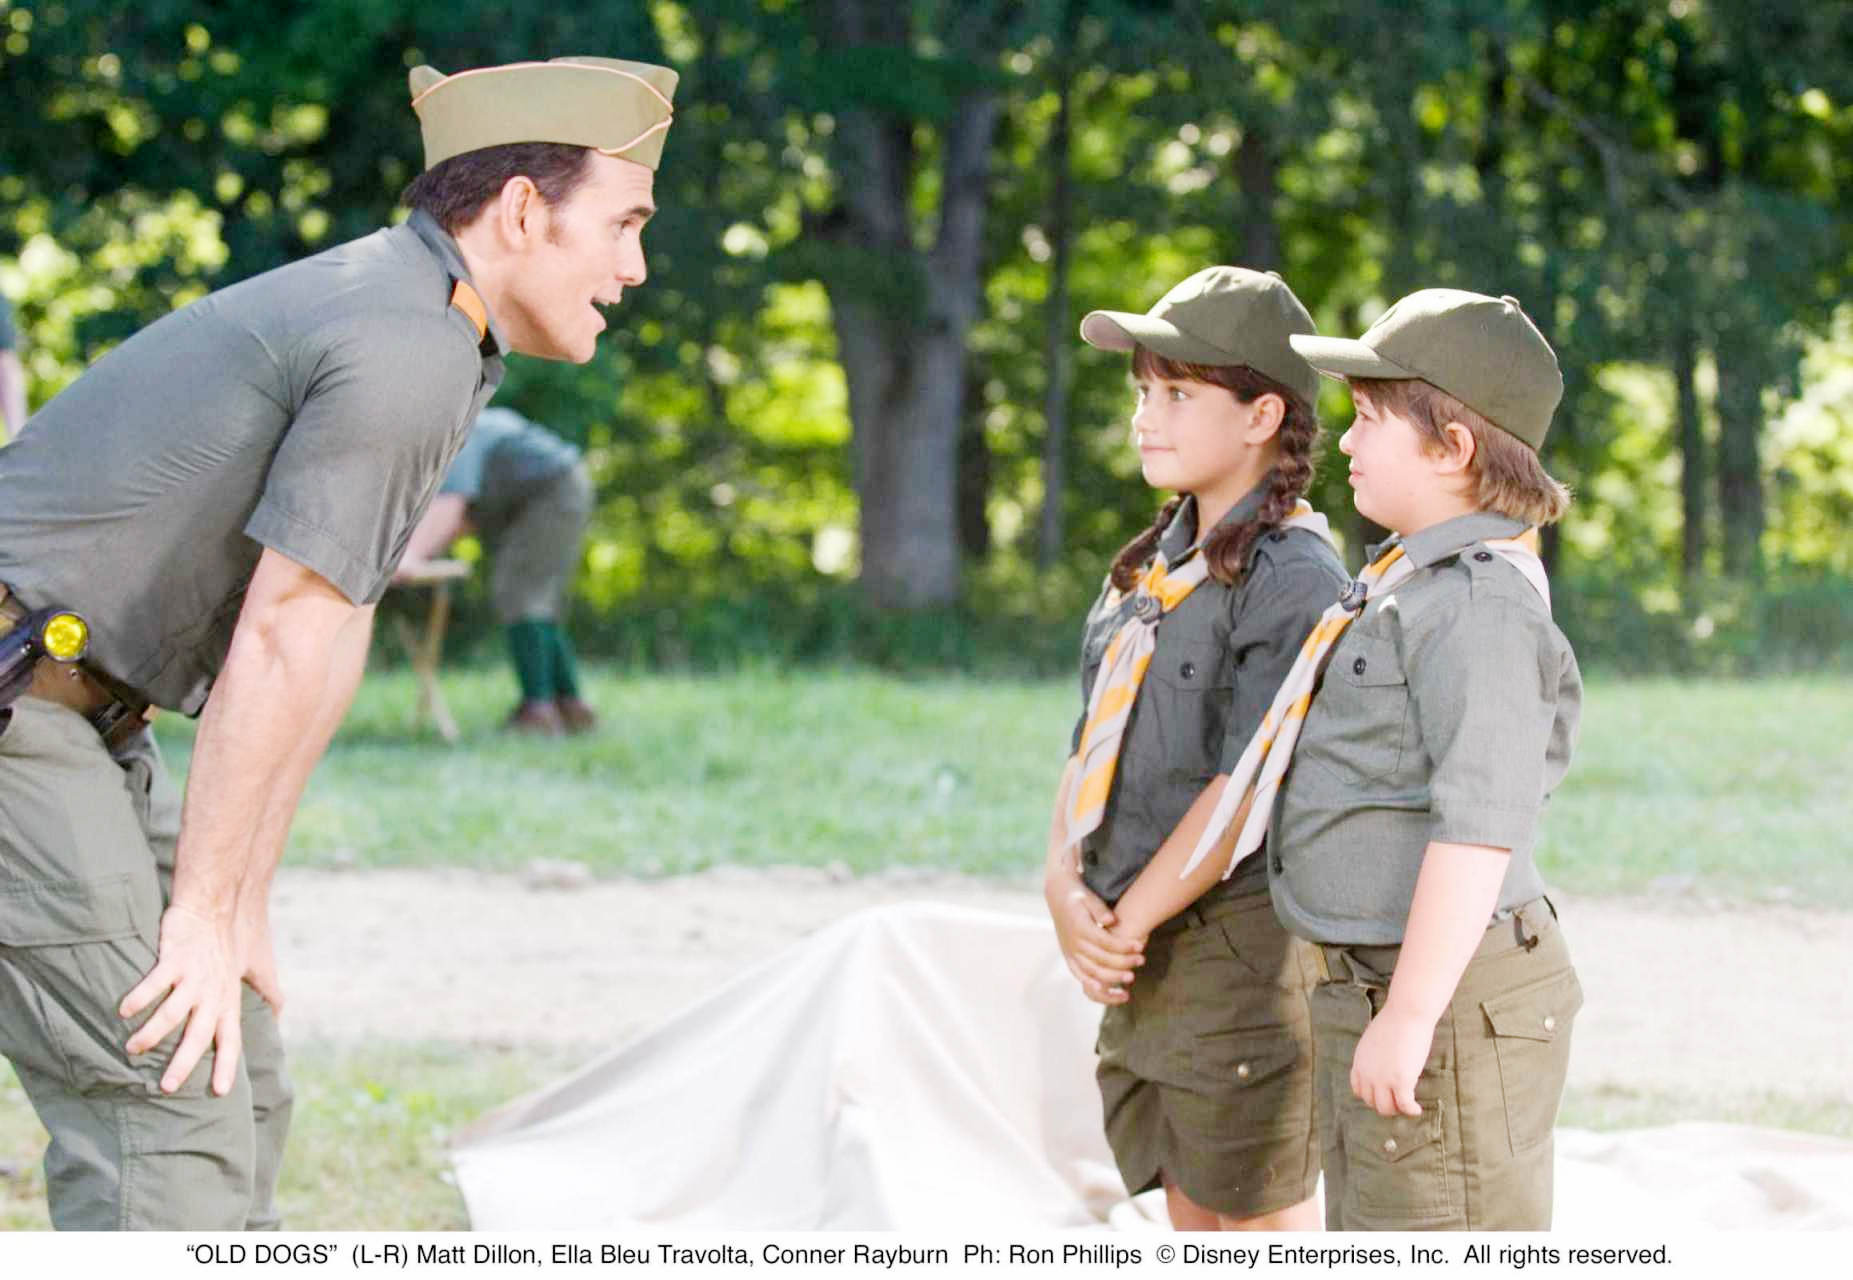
[0,210,505,713]
[1073,487,1349,904]
[440,406,582,524]
[1270,511,1583,945]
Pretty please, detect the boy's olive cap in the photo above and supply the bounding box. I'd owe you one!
[1080,266,1321,406]
[1289,288,1563,450]
[409,57,679,172]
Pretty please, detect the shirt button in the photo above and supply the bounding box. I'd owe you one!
[1236,1062,1251,1081]
[1180,661,1197,679]
[1382,1138,1398,1156]
[1543,1015,1557,1033]
[1353,656,1367,676]
[1474,550,1494,562]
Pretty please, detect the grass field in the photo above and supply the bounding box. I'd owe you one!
[162,667,1853,905]
[3,668,1848,1229]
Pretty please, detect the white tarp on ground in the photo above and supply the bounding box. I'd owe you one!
[451,902,1853,1232]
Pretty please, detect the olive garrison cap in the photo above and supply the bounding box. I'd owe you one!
[1080,267,1322,407]
[1289,289,1563,451]
[409,56,679,172]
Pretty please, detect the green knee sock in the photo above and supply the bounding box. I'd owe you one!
[548,624,582,699]
[506,620,557,702]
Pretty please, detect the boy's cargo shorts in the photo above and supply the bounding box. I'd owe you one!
[1094,881,1320,1218]
[1310,897,1581,1231]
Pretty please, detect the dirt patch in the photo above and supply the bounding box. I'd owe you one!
[271,868,1853,1103]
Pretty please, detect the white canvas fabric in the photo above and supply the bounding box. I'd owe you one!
[452,903,1853,1232]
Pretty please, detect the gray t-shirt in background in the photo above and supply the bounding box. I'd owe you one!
[440,406,582,524]
[0,296,17,350]
[0,210,505,713]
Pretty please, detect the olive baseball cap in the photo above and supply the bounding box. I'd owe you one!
[409,57,680,172]
[1080,266,1321,406]
[1288,288,1563,450]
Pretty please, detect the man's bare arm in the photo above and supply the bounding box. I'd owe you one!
[391,493,471,579]
[120,548,373,1094]
[0,348,27,441]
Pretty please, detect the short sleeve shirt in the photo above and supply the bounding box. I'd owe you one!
[440,406,582,524]
[1071,488,1349,904]
[0,211,506,713]
[1270,512,1583,944]
[0,296,17,350]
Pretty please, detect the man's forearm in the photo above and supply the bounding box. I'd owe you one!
[1381,840,1512,1026]
[0,350,27,440]
[170,561,367,919]
[1108,775,1249,939]
[238,605,375,909]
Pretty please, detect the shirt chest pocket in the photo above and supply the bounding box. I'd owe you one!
[1311,632,1411,785]
[1144,639,1234,770]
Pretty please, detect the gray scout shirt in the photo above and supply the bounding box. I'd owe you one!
[1270,511,1582,945]
[440,406,582,523]
[1073,486,1348,904]
[0,210,504,714]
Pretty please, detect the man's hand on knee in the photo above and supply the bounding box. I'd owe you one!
[119,902,246,1095]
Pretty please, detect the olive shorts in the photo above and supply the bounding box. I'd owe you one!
[1095,881,1320,1218]
[0,697,292,1230]
[1311,898,1581,1231]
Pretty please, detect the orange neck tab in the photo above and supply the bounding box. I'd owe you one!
[449,279,488,343]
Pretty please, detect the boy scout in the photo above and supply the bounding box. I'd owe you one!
[1271,290,1585,1230]
[396,406,599,734]
[0,56,677,1229]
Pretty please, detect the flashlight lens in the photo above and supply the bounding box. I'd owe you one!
[42,613,89,661]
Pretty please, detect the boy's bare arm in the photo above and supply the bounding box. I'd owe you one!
[1350,840,1511,1117]
[1042,756,1143,1002]
[1107,775,1251,941]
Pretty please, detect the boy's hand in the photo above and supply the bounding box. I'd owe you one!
[1046,876,1143,1004]
[1350,1003,1434,1117]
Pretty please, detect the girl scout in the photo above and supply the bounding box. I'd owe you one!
[1041,266,1347,1231]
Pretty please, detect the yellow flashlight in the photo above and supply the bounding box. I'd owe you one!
[40,612,89,663]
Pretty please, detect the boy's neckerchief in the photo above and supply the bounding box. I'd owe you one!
[1178,527,1548,881]
[1065,499,1333,859]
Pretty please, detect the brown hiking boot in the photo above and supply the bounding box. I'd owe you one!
[505,699,565,736]
[556,696,599,734]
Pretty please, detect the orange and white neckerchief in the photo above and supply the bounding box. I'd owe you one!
[1065,500,1334,859]
[1178,528,1548,880]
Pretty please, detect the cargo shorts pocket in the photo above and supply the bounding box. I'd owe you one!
[1482,967,1583,1156]
[0,877,208,1098]
[1342,1097,1455,1226]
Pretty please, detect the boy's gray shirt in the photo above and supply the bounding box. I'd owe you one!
[0,211,504,714]
[1270,511,1582,945]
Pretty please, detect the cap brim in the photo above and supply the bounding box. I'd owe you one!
[1079,311,1234,365]
[1288,334,1419,382]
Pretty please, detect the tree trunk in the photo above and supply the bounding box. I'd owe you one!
[1036,0,1079,570]
[1713,355,1764,578]
[1232,126,1281,270]
[1673,325,1707,579]
[818,74,1000,606]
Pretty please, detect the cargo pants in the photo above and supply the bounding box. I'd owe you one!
[0,696,292,1229]
[1310,898,1581,1231]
